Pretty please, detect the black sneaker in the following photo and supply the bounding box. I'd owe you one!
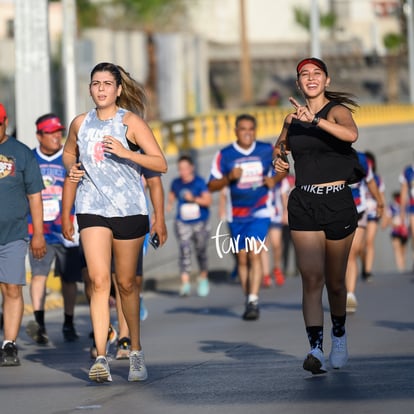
[1,342,20,366]
[242,301,260,321]
[25,320,49,345]
[361,271,373,282]
[62,324,79,342]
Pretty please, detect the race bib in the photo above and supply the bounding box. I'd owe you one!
[238,161,263,189]
[43,199,60,221]
[180,203,201,221]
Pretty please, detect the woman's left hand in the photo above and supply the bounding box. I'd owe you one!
[68,162,85,183]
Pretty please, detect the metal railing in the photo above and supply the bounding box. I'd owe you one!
[150,104,414,155]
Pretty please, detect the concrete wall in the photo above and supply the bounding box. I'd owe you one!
[142,122,414,284]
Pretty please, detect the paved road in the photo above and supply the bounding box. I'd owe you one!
[1,270,413,414]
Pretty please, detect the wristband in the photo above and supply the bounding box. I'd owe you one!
[311,116,320,126]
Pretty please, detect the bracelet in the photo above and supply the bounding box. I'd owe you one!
[311,116,320,126]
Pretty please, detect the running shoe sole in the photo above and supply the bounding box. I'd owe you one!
[89,361,112,383]
[303,354,327,375]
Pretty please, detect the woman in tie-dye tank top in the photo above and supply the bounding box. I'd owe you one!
[63,62,167,383]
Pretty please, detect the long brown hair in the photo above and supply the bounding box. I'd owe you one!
[324,91,359,112]
[90,62,147,118]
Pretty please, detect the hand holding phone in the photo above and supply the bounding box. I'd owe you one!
[149,233,160,249]
[279,142,289,164]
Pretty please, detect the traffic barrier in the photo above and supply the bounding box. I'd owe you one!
[150,104,414,155]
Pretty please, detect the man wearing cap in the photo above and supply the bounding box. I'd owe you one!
[0,103,46,366]
[26,113,82,345]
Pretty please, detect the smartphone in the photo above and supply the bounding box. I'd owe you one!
[149,233,160,249]
[279,142,289,164]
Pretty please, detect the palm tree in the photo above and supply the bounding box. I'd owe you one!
[383,32,404,102]
[293,6,336,33]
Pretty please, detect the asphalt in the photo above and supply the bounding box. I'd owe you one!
[2,268,413,414]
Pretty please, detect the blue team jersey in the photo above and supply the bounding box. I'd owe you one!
[27,147,75,245]
[350,152,373,213]
[170,175,209,223]
[209,141,274,222]
[400,164,414,213]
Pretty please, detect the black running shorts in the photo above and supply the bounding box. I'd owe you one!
[288,185,358,240]
[77,214,149,240]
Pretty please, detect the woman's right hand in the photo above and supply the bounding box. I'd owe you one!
[273,156,290,173]
[273,142,290,172]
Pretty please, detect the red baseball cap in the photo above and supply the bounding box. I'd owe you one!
[0,103,7,122]
[36,115,65,133]
[296,57,328,76]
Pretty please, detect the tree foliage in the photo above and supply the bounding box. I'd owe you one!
[76,0,191,31]
[383,32,404,53]
[293,6,336,31]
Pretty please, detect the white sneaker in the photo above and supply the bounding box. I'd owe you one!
[346,292,358,313]
[89,356,112,383]
[329,331,348,369]
[303,347,327,374]
[128,350,148,382]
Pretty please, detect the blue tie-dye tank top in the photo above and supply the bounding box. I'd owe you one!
[75,107,148,217]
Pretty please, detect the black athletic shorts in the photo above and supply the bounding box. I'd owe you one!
[288,184,358,240]
[77,214,149,240]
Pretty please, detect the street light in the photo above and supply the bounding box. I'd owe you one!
[62,0,77,127]
[239,0,253,106]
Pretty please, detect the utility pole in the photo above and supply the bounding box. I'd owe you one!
[62,0,78,126]
[15,0,51,148]
[310,0,321,58]
[404,0,414,104]
[240,0,253,106]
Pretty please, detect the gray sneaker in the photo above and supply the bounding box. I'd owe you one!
[329,331,348,369]
[128,350,148,382]
[89,356,112,383]
[26,320,48,345]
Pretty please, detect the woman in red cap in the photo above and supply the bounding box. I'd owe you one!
[273,57,370,375]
